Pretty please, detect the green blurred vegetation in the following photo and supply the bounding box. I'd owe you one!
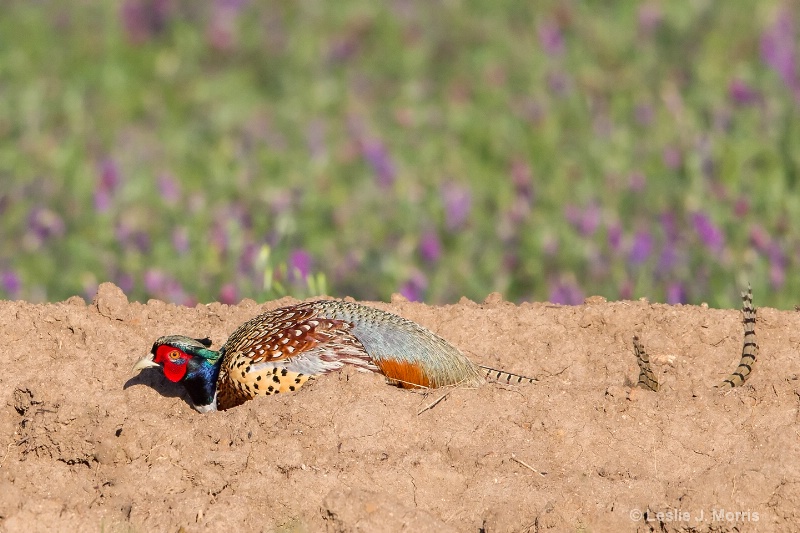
[1,0,799,308]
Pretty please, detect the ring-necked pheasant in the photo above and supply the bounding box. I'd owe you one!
[133,299,535,412]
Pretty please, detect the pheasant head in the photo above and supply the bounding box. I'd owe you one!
[133,335,223,412]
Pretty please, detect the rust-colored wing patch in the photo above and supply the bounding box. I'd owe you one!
[374,358,432,388]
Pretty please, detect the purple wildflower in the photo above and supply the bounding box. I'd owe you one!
[219,283,238,305]
[207,0,247,50]
[27,207,65,245]
[565,205,580,228]
[629,230,653,265]
[362,138,396,189]
[238,242,259,275]
[419,230,442,263]
[691,212,725,253]
[164,278,191,306]
[658,211,680,272]
[768,242,786,289]
[115,221,132,244]
[637,3,663,36]
[548,278,584,305]
[1,270,21,298]
[94,189,112,212]
[538,20,564,56]
[657,244,678,275]
[749,224,770,253]
[509,196,532,225]
[441,181,472,231]
[399,271,428,302]
[542,234,559,256]
[634,103,654,126]
[593,112,612,139]
[120,0,171,44]
[729,79,760,106]
[547,70,571,96]
[734,196,750,217]
[665,282,685,304]
[230,203,252,231]
[210,220,229,255]
[660,211,678,243]
[580,203,601,237]
[84,280,99,302]
[697,136,716,179]
[94,159,121,213]
[172,226,190,254]
[133,231,151,253]
[288,249,313,281]
[662,146,683,170]
[508,159,534,224]
[713,107,733,133]
[328,35,360,63]
[100,159,120,190]
[217,0,248,8]
[143,268,191,305]
[511,159,534,202]
[565,202,600,237]
[628,172,646,192]
[116,273,135,294]
[268,190,293,215]
[618,279,633,300]
[503,251,520,273]
[115,223,150,253]
[761,8,798,92]
[587,247,608,281]
[144,269,166,295]
[158,174,181,205]
[607,223,623,252]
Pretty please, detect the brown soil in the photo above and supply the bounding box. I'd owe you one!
[1,283,798,532]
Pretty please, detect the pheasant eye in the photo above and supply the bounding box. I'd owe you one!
[168,350,182,360]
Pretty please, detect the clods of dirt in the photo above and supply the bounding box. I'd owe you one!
[0,283,798,532]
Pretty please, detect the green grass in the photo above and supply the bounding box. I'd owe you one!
[1,0,798,309]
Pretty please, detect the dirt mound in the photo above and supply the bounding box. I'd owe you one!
[1,283,797,532]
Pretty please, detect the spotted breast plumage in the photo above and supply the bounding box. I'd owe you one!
[133,300,535,412]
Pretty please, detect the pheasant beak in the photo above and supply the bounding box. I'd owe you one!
[132,354,160,374]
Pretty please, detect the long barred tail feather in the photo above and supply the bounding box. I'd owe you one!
[478,365,537,385]
[633,334,659,392]
[718,284,757,388]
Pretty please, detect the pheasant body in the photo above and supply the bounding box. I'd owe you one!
[136,299,506,412]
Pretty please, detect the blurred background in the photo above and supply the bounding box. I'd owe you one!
[1,0,799,309]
